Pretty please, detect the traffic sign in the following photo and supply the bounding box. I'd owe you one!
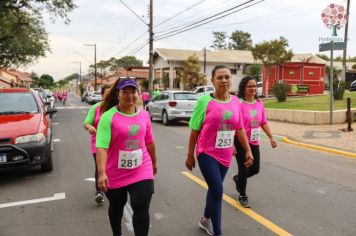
[319,42,345,52]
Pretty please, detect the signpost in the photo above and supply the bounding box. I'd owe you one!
[320,3,347,124]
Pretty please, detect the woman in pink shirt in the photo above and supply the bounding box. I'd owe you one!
[141,88,150,110]
[96,78,157,236]
[232,76,277,208]
[186,65,253,236]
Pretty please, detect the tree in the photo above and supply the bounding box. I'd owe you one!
[251,36,293,99]
[245,64,262,80]
[228,30,252,50]
[0,0,75,67]
[181,54,206,90]
[251,36,293,67]
[39,74,54,89]
[316,54,330,61]
[108,56,143,71]
[30,72,40,88]
[211,31,227,50]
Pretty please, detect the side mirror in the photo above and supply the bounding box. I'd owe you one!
[45,101,51,106]
[46,95,52,98]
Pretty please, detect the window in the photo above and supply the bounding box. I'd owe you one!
[197,88,204,93]
[0,93,39,114]
[173,93,198,100]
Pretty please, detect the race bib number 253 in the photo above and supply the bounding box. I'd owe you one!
[215,130,235,148]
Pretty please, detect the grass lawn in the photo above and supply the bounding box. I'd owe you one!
[263,91,356,111]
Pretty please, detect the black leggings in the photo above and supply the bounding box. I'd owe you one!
[93,154,99,192]
[105,180,154,236]
[234,140,260,196]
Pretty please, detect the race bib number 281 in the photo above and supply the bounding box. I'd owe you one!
[118,149,143,169]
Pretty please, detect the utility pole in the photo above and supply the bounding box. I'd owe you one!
[84,43,97,91]
[148,0,154,91]
[203,47,207,75]
[342,0,351,81]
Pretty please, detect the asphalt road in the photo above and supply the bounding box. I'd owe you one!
[1,94,356,236]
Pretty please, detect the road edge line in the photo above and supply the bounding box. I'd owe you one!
[182,171,293,236]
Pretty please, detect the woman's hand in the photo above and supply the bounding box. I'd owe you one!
[88,126,96,134]
[244,151,254,168]
[185,153,195,171]
[270,138,277,148]
[98,173,108,192]
[152,162,157,175]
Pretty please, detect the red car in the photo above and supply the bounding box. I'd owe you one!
[0,88,57,172]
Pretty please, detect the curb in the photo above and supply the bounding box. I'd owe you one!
[261,133,356,159]
[280,136,356,159]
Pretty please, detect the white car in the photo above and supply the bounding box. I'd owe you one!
[87,91,102,105]
[257,81,263,97]
[43,89,55,108]
[191,86,215,96]
[146,90,198,125]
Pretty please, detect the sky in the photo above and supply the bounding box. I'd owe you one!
[21,0,356,80]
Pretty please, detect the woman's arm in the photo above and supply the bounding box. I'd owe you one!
[186,130,199,171]
[236,128,254,167]
[261,123,277,148]
[83,123,96,134]
[146,143,157,175]
[96,148,109,192]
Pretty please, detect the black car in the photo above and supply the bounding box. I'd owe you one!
[350,80,356,91]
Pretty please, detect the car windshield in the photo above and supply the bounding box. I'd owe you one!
[0,93,39,114]
[206,87,214,91]
[93,92,101,96]
[173,93,198,100]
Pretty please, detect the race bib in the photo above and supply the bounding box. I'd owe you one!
[215,130,235,148]
[250,127,261,142]
[118,149,143,169]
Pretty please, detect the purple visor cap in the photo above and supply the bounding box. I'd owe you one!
[116,79,138,90]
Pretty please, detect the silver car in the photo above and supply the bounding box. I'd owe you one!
[147,90,198,125]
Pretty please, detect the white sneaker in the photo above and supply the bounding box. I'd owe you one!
[94,192,104,204]
[199,217,214,235]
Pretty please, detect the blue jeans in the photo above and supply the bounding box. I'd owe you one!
[198,153,228,235]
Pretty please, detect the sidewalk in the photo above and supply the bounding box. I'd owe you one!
[268,121,356,154]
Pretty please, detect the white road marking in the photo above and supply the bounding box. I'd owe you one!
[0,193,66,209]
[85,178,95,182]
[154,213,164,220]
[53,139,61,142]
[176,146,185,149]
[124,203,134,232]
[52,122,59,125]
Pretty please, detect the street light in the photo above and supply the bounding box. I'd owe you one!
[83,43,97,91]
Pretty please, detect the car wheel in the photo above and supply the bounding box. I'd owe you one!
[162,111,169,126]
[41,145,53,172]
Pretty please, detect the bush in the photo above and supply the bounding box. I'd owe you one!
[272,82,290,102]
[333,80,346,100]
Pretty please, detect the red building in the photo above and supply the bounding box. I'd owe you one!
[262,62,326,96]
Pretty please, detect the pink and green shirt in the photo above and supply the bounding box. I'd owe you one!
[83,102,102,154]
[189,94,243,167]
[96,107,155,189]
[239,99,268,146]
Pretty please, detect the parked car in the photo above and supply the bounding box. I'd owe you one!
[191,86,215,96]
[349,80,356,91]
[146,90,198,125]
[0,88,57,172]
[87,91,102,105]
[257,81,263,97]
[43,89,55,108]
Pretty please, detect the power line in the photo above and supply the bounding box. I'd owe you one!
[155,0,265,41]
[119,0,148,26]
[114,31,148,57]
[155,0,257,35]
[155,0,207,28]
[127,40,149,56]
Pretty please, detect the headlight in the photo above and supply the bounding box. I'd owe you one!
[15,133,45,144]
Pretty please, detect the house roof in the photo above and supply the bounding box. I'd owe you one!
[1,69,32,82]
[153,48,327,65]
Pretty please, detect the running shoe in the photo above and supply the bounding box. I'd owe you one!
[232,174,241,194]
[199,217,214,235]
[239,195,250,208]
[94,192,104,204]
